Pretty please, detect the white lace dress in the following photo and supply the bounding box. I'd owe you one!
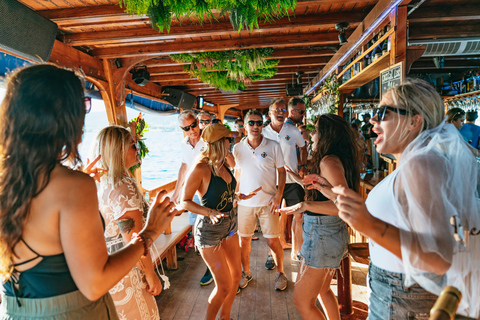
[97,176,160,320]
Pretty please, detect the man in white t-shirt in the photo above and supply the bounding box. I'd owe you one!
[171,110,213,286]
[263,98,307,262]
[233,109,287,291]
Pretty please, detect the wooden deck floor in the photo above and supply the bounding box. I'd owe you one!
[155,233,369,320]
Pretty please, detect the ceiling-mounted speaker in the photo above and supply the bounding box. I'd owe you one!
[0,0,58,62]
[162,87,196,109]
[132,66,150,86]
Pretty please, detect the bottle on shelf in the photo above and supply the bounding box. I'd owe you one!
[462,77,468,94]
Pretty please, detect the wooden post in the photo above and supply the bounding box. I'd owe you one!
[217,104,239,121]
[103,59,127,124]
[338,255,353,316]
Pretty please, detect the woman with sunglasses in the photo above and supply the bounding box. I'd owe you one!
[316,79,480,319]
[93,125,163,320]
[279,114,362,320]
[181,123,258,320]
[0,64,177,319]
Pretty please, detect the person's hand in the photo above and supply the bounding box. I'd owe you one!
[303,174,336,201]
[331,186,375,235]
[83,156,107,182]
[237,187,262,201]
[170,190,180,205]
[277,202,306,215]
[285,166,303,186]
[145,273,162,296]
[268,193,282,214]
[298,166,307,178]
[142,190,178,240]
[208,209,226,224]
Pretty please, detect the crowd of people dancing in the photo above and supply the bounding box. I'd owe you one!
[0,64,479,320]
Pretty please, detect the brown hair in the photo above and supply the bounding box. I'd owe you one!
[307,114,362,200]
[0,64,85,278]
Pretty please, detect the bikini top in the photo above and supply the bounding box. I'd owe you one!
[201,166,237,213]
[2,238,78,304]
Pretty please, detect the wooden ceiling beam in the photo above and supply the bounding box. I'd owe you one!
[151,77,297,85]
[63,13,364,46]
[409,24,480,40]
[149,66,319,76]
[92,32,349,59]
[409,5,480,23]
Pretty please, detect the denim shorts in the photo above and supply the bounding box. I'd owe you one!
[367,263,438,320]
[300,214,348,269]
[194,207,237,249]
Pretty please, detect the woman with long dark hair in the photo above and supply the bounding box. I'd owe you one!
[280,114,362,320]
[0,64,176,319]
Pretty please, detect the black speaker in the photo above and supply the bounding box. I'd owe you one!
[286,84,303,97]
[162,87,196,109]
[0,0,58,62]
[132,66,150,86]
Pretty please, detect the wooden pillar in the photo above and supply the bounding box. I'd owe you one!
[217,104,239,121]
[337,255,353,316]
[103,59,127,124]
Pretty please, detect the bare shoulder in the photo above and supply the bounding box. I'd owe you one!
[48,166,97,204]
[320,155,344,171]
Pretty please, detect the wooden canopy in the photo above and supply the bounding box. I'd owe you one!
[11,0,480,122]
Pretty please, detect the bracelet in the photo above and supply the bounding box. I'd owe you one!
[132,233,150,257]
[333,197,338,205]
[380,223,389,237]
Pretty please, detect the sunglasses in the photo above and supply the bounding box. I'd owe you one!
[272,108,287,113]
[199,119,211,124]
[236,124,244,128]
[180,120,198,132]
[293,109,305,115]
[373,106,410,122]
[84,96,92,114]
[247,120,264,127]
[226,137,234,143]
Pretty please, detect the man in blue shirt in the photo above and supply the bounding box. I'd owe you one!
[460,110,480,149]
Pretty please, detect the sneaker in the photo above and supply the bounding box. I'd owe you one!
[265,254,275,270]
[274,272,288,291]
[200,268,213,286]
[239,271,253,289]
[236,286,241,294]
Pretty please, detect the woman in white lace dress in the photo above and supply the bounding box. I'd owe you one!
[94,125,161,320]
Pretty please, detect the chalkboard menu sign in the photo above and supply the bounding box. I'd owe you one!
[380,62,403,98]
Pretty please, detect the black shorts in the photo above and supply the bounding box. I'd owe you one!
[282,183,305,207]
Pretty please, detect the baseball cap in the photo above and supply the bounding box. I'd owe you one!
[201,123,236,143]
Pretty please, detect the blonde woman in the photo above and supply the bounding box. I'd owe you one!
[322,79,479,318]
[94,125,162,320]
[181,124,258,320]
[0,64,176,319]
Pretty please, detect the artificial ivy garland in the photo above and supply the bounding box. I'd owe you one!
[128,114,149,175]
[170,48,279,91]
[119,0,297,32]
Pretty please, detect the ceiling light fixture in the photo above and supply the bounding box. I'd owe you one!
[132,66,150,86]
[335,22,349,46]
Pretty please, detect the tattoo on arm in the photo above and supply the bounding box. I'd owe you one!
[118,219,135,234]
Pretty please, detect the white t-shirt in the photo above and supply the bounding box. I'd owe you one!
[365,169,405,273]
[233,136,285,207]
[181,136,206,168]
[262,123,305,184]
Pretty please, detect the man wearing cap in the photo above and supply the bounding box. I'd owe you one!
[234,109,288,291]
[263,98,307,264]
[171,110,214,286]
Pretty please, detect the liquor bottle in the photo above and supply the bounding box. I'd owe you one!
[462,77,468,94]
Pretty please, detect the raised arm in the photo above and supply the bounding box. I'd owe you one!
[171,162,188,204]
[60,174,176,301]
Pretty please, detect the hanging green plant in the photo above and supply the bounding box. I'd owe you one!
[170,48,279,91]
[128,113,149,175]
[312,74,340,114]
[119,0,297,33]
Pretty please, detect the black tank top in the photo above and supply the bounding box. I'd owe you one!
[201,166,237,213]
[305,189,329,216]
[3,238,78,301]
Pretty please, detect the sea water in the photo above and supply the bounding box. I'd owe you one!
[79,100,183,190]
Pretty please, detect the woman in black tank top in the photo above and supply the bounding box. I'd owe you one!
[279,115,362,320]
[182,124,259,320]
